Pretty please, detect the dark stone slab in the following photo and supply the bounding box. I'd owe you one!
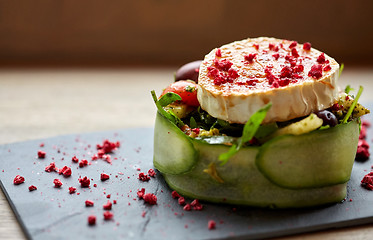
[1,117,373,240]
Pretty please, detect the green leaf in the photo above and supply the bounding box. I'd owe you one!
[344,85,354,94]
[151,90,184,127]
[219,103,272,165]
[339,63,344,78]
[158,92,182,107]
[342,86,363,124]
[189,116,197,128]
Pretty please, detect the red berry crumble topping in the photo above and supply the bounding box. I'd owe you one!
[244,53,257,63]
[13,175,25,185]
[28,185,37,191]
[303,42,311,51]
[308,64,323,79]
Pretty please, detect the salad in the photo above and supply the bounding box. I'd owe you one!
[152,37,369,208]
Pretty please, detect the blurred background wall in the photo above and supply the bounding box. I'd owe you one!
[0,0,372,68]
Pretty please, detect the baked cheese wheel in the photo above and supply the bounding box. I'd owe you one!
[197,37,340,124]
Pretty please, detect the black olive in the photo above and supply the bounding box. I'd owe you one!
[175,60,203,83]
[315,110,338,127]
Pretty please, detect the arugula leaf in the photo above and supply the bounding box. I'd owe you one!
[158,92,182,107]
[344,85,354,94]
[339,63,344,78]
[342,86,363,124]
[189,116,197,128]
[219,103,272,165]
[151,90,184,127]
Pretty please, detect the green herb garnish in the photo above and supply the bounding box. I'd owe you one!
[219,103,272,165]
[342,86,363,124]
[339,63,344,78]
[344,85,354,94]
[151,90,184,127]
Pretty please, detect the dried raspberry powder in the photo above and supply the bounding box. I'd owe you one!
[317,53,327,64]
[148,169,156,177]
[79,176,90,187]
[101,173,110,181]
[69,187,76,194]
[214,59,233,71]
[38,150,46,159]
[85,200,94,207]
[53,179,62,188]
[244,53,257,63]
[59,166,72,177]
[45,162,57,172]
[208,220,216,230]
[13,175,25,185]
[28,185,37,191]
[138,172,150,181]
[71,156,79,163]
[289,41,297,48]
[171,191,180,199]
[215,48,222,57]
[361,172,373,190]
[308,64,323,79]
[323,65,332,71]
[143,193,157,205]
[88,215,96,225]
[303,42,311,50]
[137,188,145,199]
[103,200,112,210]
[103,211,113,220]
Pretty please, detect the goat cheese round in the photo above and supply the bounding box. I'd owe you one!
[197,37,339,124]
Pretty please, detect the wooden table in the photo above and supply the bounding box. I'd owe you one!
[1,68,373,239]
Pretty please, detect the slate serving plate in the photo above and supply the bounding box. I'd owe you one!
[1,116,373,240]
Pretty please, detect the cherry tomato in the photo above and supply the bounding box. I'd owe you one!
[161,80,199,107]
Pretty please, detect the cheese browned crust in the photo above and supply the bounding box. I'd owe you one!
[197,37,339,124]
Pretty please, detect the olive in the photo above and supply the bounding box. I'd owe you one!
[175,60,203,83]
[315,110,338,127]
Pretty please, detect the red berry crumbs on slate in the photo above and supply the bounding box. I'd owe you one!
[361,172,373,190]
[88,215,96,225]
[103,200,112,210]
[178,197,186,206]
[183,204,191,211]
[191,199,203,210]
[69,187,76,194]
[103,211,114,220]
[85,200,94,207]
[208,220,216,230]
[138,172,150,181]
[45,162,57,172]
[38,150,46,159]
[79,176,90,187]
[13,175,25,185]
[171,191,180,199]
[53,179,62,188]
[79,159,88,168]
[143,193,157,205]
[71,156,79,163]
[28,185,37,191]
[148,169,156,177]
[137,188,145,199]
[96,139,119,154]
[101,173,110,181]
[59,166,72,177]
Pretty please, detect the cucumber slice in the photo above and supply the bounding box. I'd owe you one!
[256,121,359,189]
[153,112,197,174]
[164,141,347,208]
[154,113,358,208]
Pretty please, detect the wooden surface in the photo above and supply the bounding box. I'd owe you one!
[1,68,373,239]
